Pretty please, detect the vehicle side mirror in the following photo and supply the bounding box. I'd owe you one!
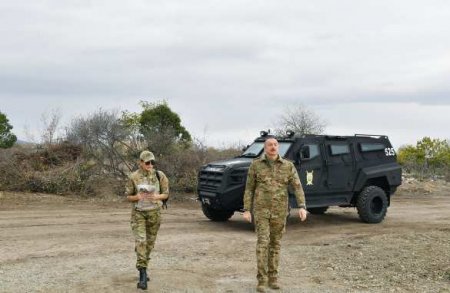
[242,145,249,152]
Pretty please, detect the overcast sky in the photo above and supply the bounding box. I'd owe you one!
[1,0,449,148]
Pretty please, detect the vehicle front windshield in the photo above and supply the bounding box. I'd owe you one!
[241,142,292,158]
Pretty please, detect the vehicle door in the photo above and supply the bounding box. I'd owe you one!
[324,140,354,191]
[294,140,326,195]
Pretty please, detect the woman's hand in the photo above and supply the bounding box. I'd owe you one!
[242,211,252,223]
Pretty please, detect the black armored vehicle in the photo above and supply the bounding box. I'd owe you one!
[197,131,402,223]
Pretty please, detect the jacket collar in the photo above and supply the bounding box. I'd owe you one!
[261,153,284,163]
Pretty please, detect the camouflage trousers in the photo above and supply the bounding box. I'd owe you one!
[130,208,161,269]
[254,210,286,284]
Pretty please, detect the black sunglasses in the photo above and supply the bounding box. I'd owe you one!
[144,160,156,166]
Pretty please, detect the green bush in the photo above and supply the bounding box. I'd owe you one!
[398,137,450,180]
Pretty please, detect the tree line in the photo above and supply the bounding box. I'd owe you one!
[1,102,447,197]
[2,101,327,196]
[0,101,241,195]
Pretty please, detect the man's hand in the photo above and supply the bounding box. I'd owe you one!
[242,211,252,223]
[298,208,307,221]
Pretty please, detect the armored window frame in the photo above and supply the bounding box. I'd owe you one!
[241,141,292,158]
[300,144,320,160]
[359,143,385,152]
[329,144,350,156]
[278,142,293,157]
[241,142,264,156]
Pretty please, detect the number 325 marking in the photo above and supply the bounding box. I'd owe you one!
[385,148,396,156]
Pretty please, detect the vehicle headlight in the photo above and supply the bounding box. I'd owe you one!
[205,165,226,172]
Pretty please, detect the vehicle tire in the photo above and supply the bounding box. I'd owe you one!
[201,204,234,222]
[356,186,388,223]
[307,207,329,215]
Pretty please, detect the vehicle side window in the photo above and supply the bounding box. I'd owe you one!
[330,144,350,156]
[360,143,385,152]
[300,144,320,160]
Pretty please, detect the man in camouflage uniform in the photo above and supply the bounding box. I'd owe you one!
[242,137,307,292]
[125,150,169,290]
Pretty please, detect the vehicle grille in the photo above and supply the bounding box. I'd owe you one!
[198,170,224,192]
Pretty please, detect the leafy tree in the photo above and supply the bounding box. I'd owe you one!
[397,145,419,165]
[137,100,192,156]
[274,103,327,136]
[0,111,17,148]
[416,137,450,173]
[398,137,450,179]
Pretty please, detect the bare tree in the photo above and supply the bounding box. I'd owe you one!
[274,103,327,136]
[65,109,134,177]
[23,124,37,143]
[41,108,62,145]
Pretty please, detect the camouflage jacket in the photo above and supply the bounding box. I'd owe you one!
[243,154,306,214]
[125,167,169,208]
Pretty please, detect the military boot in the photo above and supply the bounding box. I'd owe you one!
[256,281,267,292]
[137,268,148,290]
[268,277,280,290]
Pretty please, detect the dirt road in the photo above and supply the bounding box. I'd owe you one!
[0,186,449,292]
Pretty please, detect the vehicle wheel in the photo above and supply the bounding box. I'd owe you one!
[307,207,329,215]
[201,204,234,222]
[357,186,388,223]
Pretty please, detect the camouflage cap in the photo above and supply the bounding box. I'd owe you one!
[140,150,155,162]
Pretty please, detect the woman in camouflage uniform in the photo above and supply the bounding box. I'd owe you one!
[125,150,169,290]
